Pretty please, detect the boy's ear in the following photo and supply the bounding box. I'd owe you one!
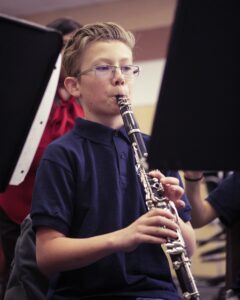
[64,77,81,97]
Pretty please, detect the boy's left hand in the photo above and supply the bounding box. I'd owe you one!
[148,170,185,209]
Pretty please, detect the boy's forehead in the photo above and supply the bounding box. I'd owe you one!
[82,40,133,62]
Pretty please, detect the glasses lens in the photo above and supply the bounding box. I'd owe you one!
[121,66,139,77]
[95,65,112,78]
[121,66,132,75]
[94,65,140,78]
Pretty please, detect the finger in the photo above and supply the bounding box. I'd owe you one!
[145,208,175,220]
[142,225,178,240]
[144,215,178,231]
[174,199,186,209]
[160,176,180,186]
[139,235,167,245]
[148,170,164,180]
[164,184,184,199]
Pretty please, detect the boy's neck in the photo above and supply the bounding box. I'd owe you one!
[85,114,123,129]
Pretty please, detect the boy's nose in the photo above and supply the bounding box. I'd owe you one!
[112,68,125,85]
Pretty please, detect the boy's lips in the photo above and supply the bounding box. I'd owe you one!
[114,93,127,98]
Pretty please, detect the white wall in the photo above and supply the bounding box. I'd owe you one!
[132,58,166,106]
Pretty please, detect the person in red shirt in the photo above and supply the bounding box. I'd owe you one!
[0,17,84,299]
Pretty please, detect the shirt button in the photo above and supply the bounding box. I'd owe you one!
[120,152,126,159]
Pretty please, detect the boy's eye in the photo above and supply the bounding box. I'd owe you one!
[121,66,131,72]
[96,65,111,72]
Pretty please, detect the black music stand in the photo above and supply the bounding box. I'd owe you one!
[0,14,62,192]
[148,0,239,171]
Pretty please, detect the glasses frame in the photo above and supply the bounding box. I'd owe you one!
[75,64,140,79]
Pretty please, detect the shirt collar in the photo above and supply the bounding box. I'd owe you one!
[74,118,130,145]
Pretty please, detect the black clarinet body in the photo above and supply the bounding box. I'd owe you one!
[116,95,200,300]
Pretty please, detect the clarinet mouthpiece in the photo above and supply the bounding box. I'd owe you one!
[116,95,125,102]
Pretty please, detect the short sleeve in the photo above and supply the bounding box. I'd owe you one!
[31,144,75,235]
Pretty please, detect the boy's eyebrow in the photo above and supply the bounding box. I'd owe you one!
[91,58,112,65]
[91,57,132,65]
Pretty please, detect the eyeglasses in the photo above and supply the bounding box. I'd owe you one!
[76,65,140,79]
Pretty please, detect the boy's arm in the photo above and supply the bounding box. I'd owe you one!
[183,171,218,228]
[36,207,179,277]
[36,172,197,277]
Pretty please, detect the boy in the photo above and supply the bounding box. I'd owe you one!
[31,22,196,300]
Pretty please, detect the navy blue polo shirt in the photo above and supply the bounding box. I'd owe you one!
[208,172,240,292]
[208,172,240,227]
[31,118,191,300]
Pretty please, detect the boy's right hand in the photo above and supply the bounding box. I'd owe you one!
[115,208,178,253]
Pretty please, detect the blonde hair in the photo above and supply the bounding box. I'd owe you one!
[63,22,135,77]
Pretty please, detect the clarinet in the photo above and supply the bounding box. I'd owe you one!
[116,95,200,300]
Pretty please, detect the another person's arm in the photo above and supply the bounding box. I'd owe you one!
[183,171,218,228]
